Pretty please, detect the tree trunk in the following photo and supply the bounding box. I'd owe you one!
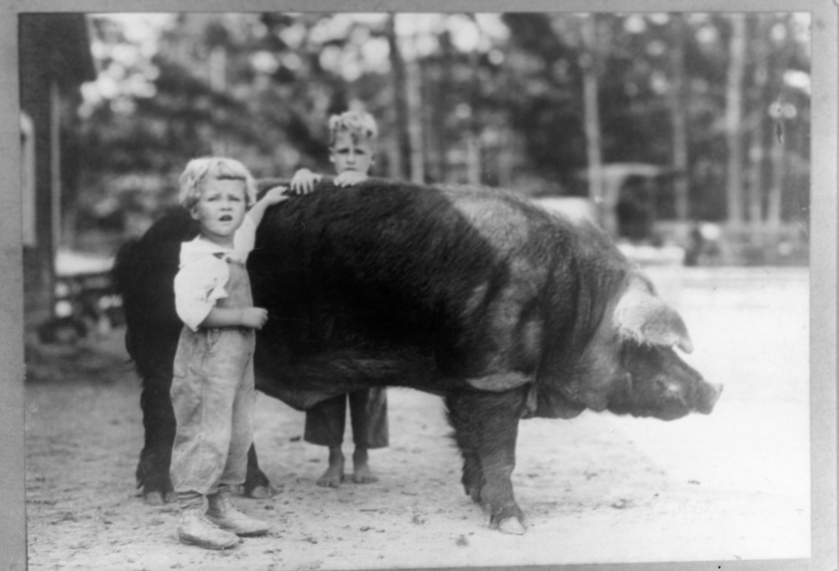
[767,120,785,231]
[580,15,609,234]
[427,57,447,183]
[767,17,793,231]
[725,14,747,227]
[746,117,766,228]
[496,130,515,188]
[746,15,769,230]
[386,15,409,180]
[667,14,690,222]
[465,133,481,185]
[465,24,483,186]
[404,35,425,184]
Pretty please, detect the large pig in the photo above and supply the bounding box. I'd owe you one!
[114,177,721,534]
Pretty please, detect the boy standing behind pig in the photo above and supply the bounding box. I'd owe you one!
[290,110,390,488]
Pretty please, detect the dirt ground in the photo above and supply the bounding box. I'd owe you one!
[23,267,811,570]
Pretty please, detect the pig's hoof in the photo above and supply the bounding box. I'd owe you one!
[246,484,278,499]
[498,517,526,535]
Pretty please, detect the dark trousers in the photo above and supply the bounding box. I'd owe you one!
[304,387,389,449]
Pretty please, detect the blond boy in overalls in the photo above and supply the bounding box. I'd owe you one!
[170,157,287,549]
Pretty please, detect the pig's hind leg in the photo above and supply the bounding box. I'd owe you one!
[243,445,279,498]
[137,375,177,505]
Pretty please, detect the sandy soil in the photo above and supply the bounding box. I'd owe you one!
[24,267,811,570]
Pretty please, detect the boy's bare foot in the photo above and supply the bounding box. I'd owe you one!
[352,464,378,484]
[316,447,345,488]
[352,447,378,484]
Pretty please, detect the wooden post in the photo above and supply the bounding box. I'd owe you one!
[50,80,62,268]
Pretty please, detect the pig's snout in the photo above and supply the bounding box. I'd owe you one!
[694,382,723,415]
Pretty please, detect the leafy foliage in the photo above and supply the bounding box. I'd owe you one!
[73,11,810,241]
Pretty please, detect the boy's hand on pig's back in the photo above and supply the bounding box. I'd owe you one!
[334,171,368,187]
[289,169,321,194]
[240,307,269,330]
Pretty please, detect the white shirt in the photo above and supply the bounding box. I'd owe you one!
[174,215,256,331]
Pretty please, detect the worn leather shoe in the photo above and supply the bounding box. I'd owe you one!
[207,489,269,537]
[177,507,239,550]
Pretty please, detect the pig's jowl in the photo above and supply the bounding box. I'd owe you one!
[114,178,722,534]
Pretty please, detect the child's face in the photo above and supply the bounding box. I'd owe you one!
[191,177,248,246]
[330,131,374,176]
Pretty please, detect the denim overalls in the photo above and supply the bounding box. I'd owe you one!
[170,256,256,495]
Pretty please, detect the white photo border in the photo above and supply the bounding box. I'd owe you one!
[1,1,835,569]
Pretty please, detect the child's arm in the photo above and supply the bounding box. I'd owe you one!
[247,186,289,227]
[175,254,269,331]
[200,306,269,329]
[289,168,322,195]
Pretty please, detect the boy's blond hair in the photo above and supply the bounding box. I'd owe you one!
[178,157,257,210]
[328,110,379,151]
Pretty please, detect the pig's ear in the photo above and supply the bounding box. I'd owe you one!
[614,289,693,353]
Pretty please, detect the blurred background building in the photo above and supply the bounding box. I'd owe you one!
[20,14,96,331]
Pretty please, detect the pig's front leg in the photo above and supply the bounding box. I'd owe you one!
[446,386,529,534]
